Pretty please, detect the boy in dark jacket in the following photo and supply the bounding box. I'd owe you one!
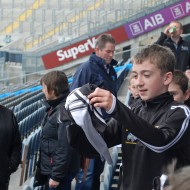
[39,71,80,190]
[0,105,21,190]
[88,44,190,190]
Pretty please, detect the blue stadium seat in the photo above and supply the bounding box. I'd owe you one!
[20,128,42,186]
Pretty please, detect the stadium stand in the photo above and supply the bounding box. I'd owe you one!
[0,0,182,74]
[20,127,42,186]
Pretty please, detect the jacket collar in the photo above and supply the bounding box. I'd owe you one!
[42,89,70,110]
[141,92,174,107]
[90,52,118,67]
[168,36,184,45]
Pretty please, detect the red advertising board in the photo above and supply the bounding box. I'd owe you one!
[42,26,128,69]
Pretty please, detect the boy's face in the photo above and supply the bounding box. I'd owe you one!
[132,60,171,101]
[168,82,189,103]
[42,82,56,100]
[128,78,139,99]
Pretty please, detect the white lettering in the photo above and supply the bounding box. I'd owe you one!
[64,49,72,59]
[144,14,164,30]
[186,2,190,13]
[154,14,164,24]
[56,37,96,61]
[84,42,90,51]
[70,47,79,59]
[150,16,156,26]
[144,19,153,30]
[57,50,65,61]
[87,37,96,48]
[78,44,85,53]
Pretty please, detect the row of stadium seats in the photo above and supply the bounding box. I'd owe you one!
[19,106,45,140]
[0,0,171,51]
[15,100,43,123]
[20,127,42,186]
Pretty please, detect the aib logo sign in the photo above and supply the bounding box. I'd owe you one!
[170,4,185,19]
[129,14,164,36]
[126,1,190,39]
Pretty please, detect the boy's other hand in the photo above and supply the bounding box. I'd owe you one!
[88,88,113,111]
[49,178,59,188]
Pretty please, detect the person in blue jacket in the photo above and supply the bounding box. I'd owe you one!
[71,33,117,97]
[70,33,118,190]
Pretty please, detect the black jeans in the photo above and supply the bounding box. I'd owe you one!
[91,158,105,190]
[0,183,9,190]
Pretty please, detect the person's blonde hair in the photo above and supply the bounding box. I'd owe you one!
[167,160,190,190]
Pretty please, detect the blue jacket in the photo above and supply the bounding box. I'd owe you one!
[70,53,117,96]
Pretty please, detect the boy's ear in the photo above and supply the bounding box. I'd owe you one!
[95,46,100,53]
[184,90,190,101]
[163,72,173,85]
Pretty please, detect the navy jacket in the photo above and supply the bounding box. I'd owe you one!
[70,53,117,96]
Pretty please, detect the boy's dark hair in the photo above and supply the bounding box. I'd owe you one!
[40,70,69,97]
[95,33,115,50]
[172,70,188,94]
[166,160,190,190]
[132,44,176,75]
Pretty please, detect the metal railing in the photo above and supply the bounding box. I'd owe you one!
[0,0,182,74]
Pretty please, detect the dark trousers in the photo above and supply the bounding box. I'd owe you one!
[91,158,105,190]
[44,172,76,190]
[0,183,9,190]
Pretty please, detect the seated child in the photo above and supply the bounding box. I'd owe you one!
[128,73,140,108]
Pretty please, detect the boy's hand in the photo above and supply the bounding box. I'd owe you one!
[49,178,59,188]
[88,88,113,111]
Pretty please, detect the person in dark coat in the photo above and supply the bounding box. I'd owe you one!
[0,105,22,190]
[155,20,190,72]
[39,70,80,190]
